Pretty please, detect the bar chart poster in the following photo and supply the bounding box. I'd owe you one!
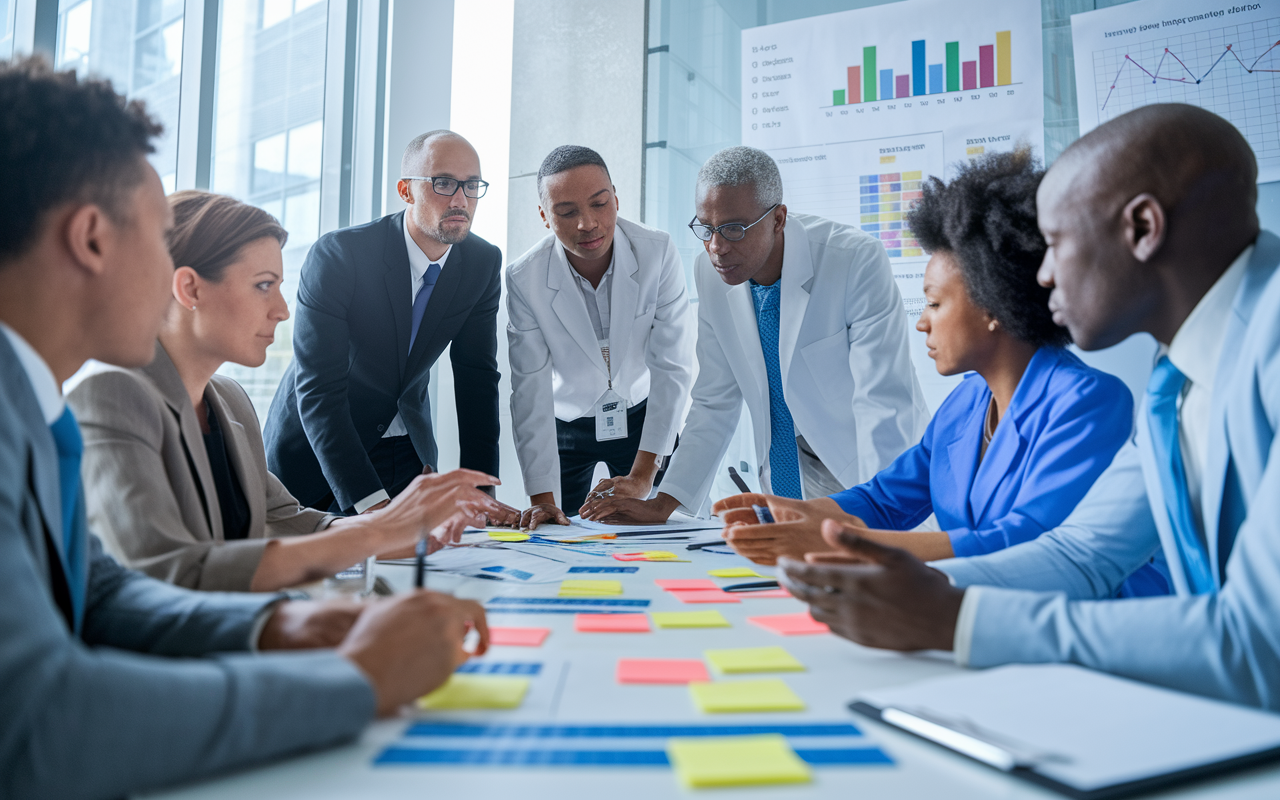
[740,0,1043,410]
[1072,0,1280,183]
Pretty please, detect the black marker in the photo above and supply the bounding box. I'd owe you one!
[414,537,427,590]
[728,466,751,493]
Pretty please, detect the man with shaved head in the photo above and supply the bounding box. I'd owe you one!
[779,104,1280,710]
[267,131,512,517]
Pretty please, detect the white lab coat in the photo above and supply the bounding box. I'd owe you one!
[660,212,929,516]
[506,218,696,499]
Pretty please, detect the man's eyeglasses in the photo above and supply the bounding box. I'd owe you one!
[401,176,490,199]
[688,204,778,242]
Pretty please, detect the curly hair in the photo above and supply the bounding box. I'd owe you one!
[0,55,162,264]
[907,148,1068,348]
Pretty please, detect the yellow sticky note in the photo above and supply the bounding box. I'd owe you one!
[708,567,766,579]
[667,734,811,788]
[559,579,623,598]
[417,674,529,710]
[642,551,679,560]
[488,531,530,542]
[689,678,805,713]
[651,610,731,629]
[705,646,805,674]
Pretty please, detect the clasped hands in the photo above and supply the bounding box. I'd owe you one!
[713,493,964,653]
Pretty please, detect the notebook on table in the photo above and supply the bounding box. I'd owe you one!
[851,664,1280,800]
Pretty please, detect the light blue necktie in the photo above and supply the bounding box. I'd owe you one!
[408,262,442,353]
[1146,355,1216,593]
[751,282,803,499]
[49,407,87,629]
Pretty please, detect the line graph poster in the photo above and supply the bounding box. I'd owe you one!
[741,0,1043,411]
[1072,0,1280,183]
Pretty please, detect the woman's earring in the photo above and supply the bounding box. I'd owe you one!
[988,320,997,332]
[191,305,197,312]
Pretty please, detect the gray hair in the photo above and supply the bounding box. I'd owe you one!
[537,145,612,205]
[696,146,783,209]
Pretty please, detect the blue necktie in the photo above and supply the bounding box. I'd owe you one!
[49,407,87,629]
[751,282,803,499]
[1146,355,1216,593]
[408,262,442,353]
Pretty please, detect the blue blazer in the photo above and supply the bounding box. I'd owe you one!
[935,231,1280,709]
[830,347,1133,558]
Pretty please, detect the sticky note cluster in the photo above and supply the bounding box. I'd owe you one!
[559,579,623,598]
[417,674,529,710]
[667,734,811,788]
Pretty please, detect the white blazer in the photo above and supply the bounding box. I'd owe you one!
[661,212,930,516]
[507,218,696,499]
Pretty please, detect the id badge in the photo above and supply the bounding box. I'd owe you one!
[595,388,628,442]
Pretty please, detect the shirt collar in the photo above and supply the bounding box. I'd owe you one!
[402,215,452,283]
[561,241,616,290]
[1167,243,1253,389]
[0,321,65,424]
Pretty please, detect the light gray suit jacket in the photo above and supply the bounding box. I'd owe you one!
[67,343,335,591]
[0,334,375,800]
[935,231,1280,709]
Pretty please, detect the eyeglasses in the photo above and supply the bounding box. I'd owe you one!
[401,176,490,199]
[688,204,778,242]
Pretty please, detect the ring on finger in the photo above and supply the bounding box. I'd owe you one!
[822,585,841,594]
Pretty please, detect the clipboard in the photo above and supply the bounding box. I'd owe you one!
[850,664,1280,799]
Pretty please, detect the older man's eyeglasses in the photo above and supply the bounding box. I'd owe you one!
[401,176,490,199]
[688,204,778,242]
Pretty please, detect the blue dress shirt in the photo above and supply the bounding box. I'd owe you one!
[830,347,1142,559]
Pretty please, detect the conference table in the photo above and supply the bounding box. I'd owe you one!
[143,526,1280,800]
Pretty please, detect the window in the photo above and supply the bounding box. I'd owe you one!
[55,0,184,192]
[211,0,329,418]
[0,0,16,61]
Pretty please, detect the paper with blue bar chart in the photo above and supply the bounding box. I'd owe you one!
[741,0,1043,411]
[1072,0,1280,184]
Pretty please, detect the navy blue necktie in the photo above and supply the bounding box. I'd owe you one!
[1146,355,1216,593]
[751,282,803,499]
[408,262,442,353]
[49,407,87,629]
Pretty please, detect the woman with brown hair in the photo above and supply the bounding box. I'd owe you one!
[68,190,516,592]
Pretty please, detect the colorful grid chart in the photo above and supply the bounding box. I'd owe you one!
[859,171,923,258]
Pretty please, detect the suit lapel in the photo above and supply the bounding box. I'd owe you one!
[970,350,1053,524]
[148,344,221,540]
[725,280,768,404]
[385,212,413,382]
[778,216,813,383]
[942,391,986,529]
[1204,233,1280,580]
[205,387,265,538]
[549,243,611,377]
[606,226,640,387]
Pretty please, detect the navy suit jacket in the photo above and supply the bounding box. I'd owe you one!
[0,334,373,800]
[832,347,1136,556]
[265,211,502,511]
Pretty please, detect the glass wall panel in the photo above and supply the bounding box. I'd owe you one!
[211,0,329,419]
[54,0,185,191]
[0,0,16,61]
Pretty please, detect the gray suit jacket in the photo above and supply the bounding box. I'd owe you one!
[0,333,375,800]
[67,343,335,591]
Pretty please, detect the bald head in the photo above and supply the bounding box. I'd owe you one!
[1036,104,1260,350]
[1049,104,1257,229]
[401,130,475,176]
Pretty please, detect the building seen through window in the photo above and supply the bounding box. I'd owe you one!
[55,0,184,192]
[211,0,328,420]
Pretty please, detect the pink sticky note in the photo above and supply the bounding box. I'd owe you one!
[747,612,830,635]
[740,588,793,599]
[613,553,650,562]
[616,658,711,684]
[668,589,742,604]
[655,579,719,591]
[575,613,652,633]
[489,626,550,647]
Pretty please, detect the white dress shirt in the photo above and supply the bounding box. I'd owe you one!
[0,322,63,425]
[951,244,1254,665]
[353,222,453,514]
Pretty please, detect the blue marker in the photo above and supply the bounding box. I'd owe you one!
[752,504,775,524]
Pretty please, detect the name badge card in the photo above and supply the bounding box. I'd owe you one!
[595,388,628,441]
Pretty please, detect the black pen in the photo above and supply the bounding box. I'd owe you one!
[686,539,728,551]
[728,466,751,493]
[723,580,781,592]
[414,537,427,589]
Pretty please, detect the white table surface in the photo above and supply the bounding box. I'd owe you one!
[142,540,1280,800]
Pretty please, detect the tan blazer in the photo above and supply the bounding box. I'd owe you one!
[67,343,334,591]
